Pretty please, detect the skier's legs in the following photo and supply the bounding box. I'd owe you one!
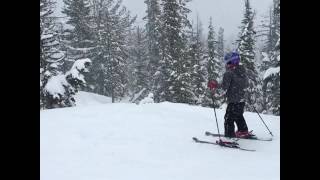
[234,102,248,132]
[224,103,236,137]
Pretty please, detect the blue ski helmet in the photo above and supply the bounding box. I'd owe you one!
[224,51,240,65]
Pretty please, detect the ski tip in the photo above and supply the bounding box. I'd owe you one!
[205,131,210,135]
[192,137,198,141]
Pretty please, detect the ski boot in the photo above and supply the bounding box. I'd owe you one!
[217,137,239,148]
[235,130,256,139]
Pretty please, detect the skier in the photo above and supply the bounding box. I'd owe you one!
[208,51,255,143]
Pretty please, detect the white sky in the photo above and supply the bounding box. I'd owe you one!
[122,0,273,45]
[55,0,273,46]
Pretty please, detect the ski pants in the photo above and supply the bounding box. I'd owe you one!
[224,102,248,137]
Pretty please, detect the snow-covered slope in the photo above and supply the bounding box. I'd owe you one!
[41,92,280,180]
[74,91,112,106]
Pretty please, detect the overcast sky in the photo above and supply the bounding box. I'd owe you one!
[122,0,273,44]
[55,0,273,46]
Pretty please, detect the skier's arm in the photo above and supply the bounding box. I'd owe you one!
[221,71,232,91]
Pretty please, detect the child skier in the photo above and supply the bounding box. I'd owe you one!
[208,51,255,143]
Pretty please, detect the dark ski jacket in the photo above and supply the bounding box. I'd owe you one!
[221,64,249,103]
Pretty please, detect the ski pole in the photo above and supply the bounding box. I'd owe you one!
[211,96,222,141]
[208,80,222,142]
[247,97,274,137]
[252,105,274,137]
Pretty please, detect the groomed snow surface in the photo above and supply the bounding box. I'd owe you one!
[41,91,280,180]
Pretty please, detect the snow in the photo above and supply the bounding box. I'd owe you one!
[154,71,161,76]
[71,58,92,72]
[261,52,270,62]
[139,93,154,104]
[263,67,280,80]
[131,88,147,103]
[41,92,279,180]
[49,63,58,68]
[44,70,52,77]
[41,34,53,40]
[51,52,64,59]
[74,91,112,107]
[275,37,280,47]
[67,46,95,52]
[44,74,69,98]
[66,58,92,82]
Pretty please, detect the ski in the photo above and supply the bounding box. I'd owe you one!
[192,137,255,152]
[205,131,272,141]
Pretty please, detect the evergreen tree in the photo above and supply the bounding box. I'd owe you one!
[90,0,136,103]
[62,0,97,92]
[40,0,65,109]
[189,16,207,105]
[158,0,194,103]
[263,0,280,115]
[127,26,149,103]
[144,0,162,102]
[217,27,225,67]
[236,0,259,111]
[256,6,273,112]
[259,2,278,71]
[43,59,92,109]
[62,0,94,62]
[205,17,223,106]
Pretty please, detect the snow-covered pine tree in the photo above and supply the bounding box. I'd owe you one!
[143,0,162,102]
[65,58,92,93]
[40,0,65,109]
[258,5,277,72]
[64,58,92,107]
[255,4,273,113]
[263,0,280,115]
[266,7,276,55]
[217,27,225,68]
[189,16,207,105]
[62,0,94,63]
[127,26,149,103]
[158,0,194,103]
[91,0,136,103]
[61,0,97,93]
[236,0,259,111]
[205,17,223,107]
[256,7,270,113]
[206,17,220,84]
[43,58,92,109]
